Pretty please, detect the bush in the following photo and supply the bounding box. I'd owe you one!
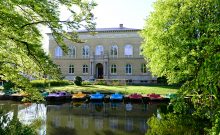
[82,80,93,85]
[3,81,15,90]
[94,80,107,85]
[31,80,72,88]
[74,76,82,86]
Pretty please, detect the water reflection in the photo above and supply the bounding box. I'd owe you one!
[0,101,167,135]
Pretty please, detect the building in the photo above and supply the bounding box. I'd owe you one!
[47,24,157,84]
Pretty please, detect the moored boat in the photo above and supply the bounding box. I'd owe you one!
[110,92,123,102]
[45,91,72,101]
[11,91,28,101]
[128,93,143,102]
[142,93,166,102]
[90,92,104,101]
[72,92,87,101]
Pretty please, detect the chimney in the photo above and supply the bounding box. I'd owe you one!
[119,24,123,28]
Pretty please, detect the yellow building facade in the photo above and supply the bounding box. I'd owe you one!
[48,24,157,84]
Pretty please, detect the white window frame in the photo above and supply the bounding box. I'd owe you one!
[69,65,74,74]
[82,46,89,58]
[124,44,133,57]
[125,64,132,74]
[110,64,117,74]
[110,45,118,58]
[95,45,104,55]
[141,63,147,73]
[83,64,88,74]
[55,46,63,58]
[68,45,76,58]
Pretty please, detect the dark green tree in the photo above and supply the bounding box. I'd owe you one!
[0,0,96,101]
[141,0,220,134]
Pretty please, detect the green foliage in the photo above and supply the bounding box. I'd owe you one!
[94,80,107,85]
[74,76,82,86]
[31,80,72,88]
[0,0,96,102]
[3,81,15,90]
[82,80,93,85]
[141,0,220,134]
[0,111,37,135]
[146,113,210,135]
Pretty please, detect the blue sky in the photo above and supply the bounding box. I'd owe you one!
[43,0,156,51]
[93,0,156,29]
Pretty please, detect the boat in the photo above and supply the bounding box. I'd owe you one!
[72,92,87,101]
[110,92,123,102]
[90,92,104,101]
[11,91,28,101]
[142,93,166,102]
[128,93,143,102]
[164,93,177,100]
[45,91,72,101]
[0,89,16,100]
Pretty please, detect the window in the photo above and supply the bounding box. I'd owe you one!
[95,45,104,55]
[111,64,117,74]
[69,65,74,74]
[55,46,62,58]
[68,45,76,58]
[141,64,147,73]
[124,45,133,57]
[83,65,88,74]
[139,47,143,56]
[82,46,89,58]
[111,45,118,57]
[125,64,132,74]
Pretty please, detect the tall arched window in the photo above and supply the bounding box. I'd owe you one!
[96,45,104,55]
[141,63,147,73]
[69,65,74,74]
[111,45,118,57]
[55,46,63,58]
[111,64,117,74]
[125,64,132,74]
[68,45,76,58]
[124,45,133,57]
[83,64,88,74]
[82,46,89,58]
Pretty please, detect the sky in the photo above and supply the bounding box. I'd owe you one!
[43,0,156,51]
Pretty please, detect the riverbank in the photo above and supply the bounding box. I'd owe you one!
[45,84,178,95]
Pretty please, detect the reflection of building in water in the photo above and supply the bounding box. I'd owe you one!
[95,118,103,130]
[81,117,89,129]
[139,119,148,133]
[125,118,133,131]
[125,103,132,111]
[17,104,47,135]
[45,102,161,135]
[109,117,118,130]
[67,115,74,129]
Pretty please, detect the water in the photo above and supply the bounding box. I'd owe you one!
[0,101,168,135]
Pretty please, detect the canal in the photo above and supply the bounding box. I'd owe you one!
[0,101,168,135]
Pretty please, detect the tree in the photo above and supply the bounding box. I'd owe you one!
[141,0,220,133]
[0,0,96,101]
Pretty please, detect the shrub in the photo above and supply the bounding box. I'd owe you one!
[82,80,93,85]
[74,76,82,86]
[94,80,107,85]
[3,81,15,90]
[31,80,72,88]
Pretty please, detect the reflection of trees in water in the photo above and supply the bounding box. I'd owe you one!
[81,117,88,129]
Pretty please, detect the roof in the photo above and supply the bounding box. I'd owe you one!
[77,27,140,33]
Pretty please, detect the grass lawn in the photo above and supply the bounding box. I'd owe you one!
[45,84,178,95]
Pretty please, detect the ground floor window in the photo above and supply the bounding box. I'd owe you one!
[83,65,88,74]
[125,64,132,74]
[111,64,117,74]
[69,65,74,74]
[141,63,147,73]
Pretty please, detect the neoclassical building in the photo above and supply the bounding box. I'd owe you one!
[48,24,157,83]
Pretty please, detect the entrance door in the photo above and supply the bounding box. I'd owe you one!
[96,63,103,79]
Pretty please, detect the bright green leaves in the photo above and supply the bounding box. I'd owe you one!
[141,0,220,133]
[0,0,96,102]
